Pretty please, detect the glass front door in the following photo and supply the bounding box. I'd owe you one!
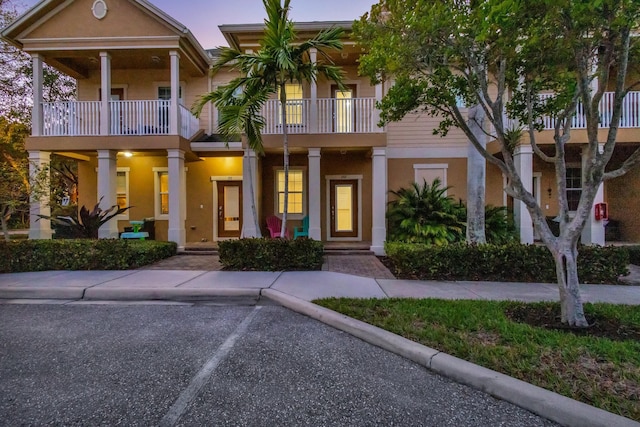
[217,181,242,238]
[330,179,358,238]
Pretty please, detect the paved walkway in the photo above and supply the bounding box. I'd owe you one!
[1,268,639,304]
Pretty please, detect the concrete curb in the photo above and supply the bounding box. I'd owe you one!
[262,289,639,427]
[0,287,85,300]
[83,287,261,301]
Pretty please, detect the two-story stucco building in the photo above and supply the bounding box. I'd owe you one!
[2,0,639,253]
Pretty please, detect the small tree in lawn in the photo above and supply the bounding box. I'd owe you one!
[355,0,640,327]
[194,0,345,237]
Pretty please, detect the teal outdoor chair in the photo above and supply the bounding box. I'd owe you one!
[293,215,309,239]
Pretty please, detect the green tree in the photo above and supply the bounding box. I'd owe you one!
[194,0,345,237]
[355,0,640,326]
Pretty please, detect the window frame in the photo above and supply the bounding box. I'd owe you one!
[277,83,304,126]
[274,167,306,219]
[565,166,582,212]
[116,167,130,220]
[153,167,169,220]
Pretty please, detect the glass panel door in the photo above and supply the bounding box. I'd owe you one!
[217,181,242,238]
[330,179,358,238]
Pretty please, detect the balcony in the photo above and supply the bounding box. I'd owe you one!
[260,98,382,134]
[40,100,200,140]
[539,91,640,130]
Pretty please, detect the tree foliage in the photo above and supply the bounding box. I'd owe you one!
[355,0,640,326]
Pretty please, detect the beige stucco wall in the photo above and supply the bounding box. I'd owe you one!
[387,158,468,202]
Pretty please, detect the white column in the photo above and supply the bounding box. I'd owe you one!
[373,81,383,131]
[170,51,180,135]
[28,151,52,239]
[514,145,534,244]
[97,150,118,239]
[31,54,44,137]
[100,52,111,135]
[582,145,605,245]
[309,48,318,133]
[371,147,387,255]
[167,149,186,247]
[242,149,260,237]
[307,148,321,240]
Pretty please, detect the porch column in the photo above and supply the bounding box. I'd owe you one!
[31,54,43,136]
[28,151,52,239]
[309,48,318,133]
[371,147,387,255]
[373,81,383,131]
[466,104,486,243]
[170,51,180,135]
[514,145,534,244]
[308,148,321,240]
[99,52,111,135]
[167,149,186,247]
[97,150,118,239]
[581,144,605,245]
[242,149,260,237]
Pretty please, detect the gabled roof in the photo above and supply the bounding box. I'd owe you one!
[1,0,210,68]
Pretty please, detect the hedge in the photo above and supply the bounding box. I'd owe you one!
[0,239,177,273]
[384,242,630,284]
[218,237,324,271]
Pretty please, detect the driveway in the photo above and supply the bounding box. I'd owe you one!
[0,303,557,426]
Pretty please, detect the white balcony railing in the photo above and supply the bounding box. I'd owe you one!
[540,91,640,130]
[40,100,200,139]
[260,97,381,134]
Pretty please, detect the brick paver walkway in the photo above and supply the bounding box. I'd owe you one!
[144,254,395,279]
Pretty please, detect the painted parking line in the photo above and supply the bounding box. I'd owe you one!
[158,306,263,427]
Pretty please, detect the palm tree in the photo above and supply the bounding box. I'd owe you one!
[194,0,345,237]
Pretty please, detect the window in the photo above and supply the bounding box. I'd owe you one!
[278,83,304,125]
[157,86,183,101]
[154,168,169,218]
[276,169,304,215]
[566,167,582,211]
[116,168,130,219]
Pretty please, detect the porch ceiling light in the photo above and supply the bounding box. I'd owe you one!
[121,151,133,158]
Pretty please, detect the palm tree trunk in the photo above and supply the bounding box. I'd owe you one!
[280,84,289,238]
[245,154,261,236]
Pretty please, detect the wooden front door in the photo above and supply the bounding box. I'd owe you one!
[331,84,357,133]
[329,179,358,238]
[217,181,243,238]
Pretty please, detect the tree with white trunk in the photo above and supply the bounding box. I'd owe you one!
[355,0,640,326]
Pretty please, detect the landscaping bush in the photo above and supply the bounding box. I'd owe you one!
[0,239,176,273]
[218,237,323,271]
[626,245,640,266]
[384,242,629,284]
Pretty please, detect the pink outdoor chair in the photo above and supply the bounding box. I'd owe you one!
[266,215,289,238]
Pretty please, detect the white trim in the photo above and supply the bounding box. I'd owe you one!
[211,176,243,241]
[116,167,130,220]
[153,167,169,220]
[413,163,449,186]
[274,167,307,220]
[325,174,363,242]
[387,146,468,159]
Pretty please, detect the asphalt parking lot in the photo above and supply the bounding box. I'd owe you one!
[0,302,557,426]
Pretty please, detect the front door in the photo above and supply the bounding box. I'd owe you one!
[329,179,358,238]
[332,84,357,133]
[217,181,243,238]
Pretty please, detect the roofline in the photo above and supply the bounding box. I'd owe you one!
[1,0,211,66]
[219,20,354,50]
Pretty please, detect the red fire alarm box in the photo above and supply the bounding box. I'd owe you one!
[595,202,608,221]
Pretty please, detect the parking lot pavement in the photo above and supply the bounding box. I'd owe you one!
[0,303,557,426]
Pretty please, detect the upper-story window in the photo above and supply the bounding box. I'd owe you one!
[158,87,183,103]
[566,167,582,211]
[278,83,304,125]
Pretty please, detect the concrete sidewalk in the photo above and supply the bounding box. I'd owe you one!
[1,269,639,304]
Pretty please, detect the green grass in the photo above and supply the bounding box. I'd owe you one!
[314,298,640,421]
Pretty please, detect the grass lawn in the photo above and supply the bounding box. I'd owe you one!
[314,298,640,421]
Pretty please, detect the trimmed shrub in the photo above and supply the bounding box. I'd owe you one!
[626,246,640,266]
[218,237,324,271]
[0,239,177,273]
[384,242,629,284]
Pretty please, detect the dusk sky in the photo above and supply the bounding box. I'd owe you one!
[21,0,376,48]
